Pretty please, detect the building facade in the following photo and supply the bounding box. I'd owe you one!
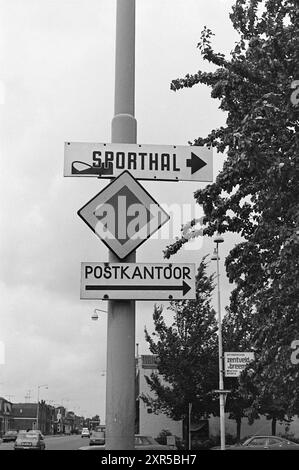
[136,355,182,440]
[11,402,55,434]
[54,406,66,434]
[0,398,85,436]
[0,397,13,436]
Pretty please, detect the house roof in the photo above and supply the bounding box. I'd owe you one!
[0,397,12,404]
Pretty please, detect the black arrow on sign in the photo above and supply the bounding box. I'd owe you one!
[186,152,207,175]
[86,281,191,296]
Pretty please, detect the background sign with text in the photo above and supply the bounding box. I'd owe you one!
[224,352,255,377]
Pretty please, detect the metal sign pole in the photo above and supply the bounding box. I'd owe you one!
[105,0,137,450]
[188,402,192,450]
[216,242,225,450]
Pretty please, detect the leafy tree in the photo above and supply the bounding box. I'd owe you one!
[163,0,299,423]
[91,414,100,422]
[142,258,219,444]
[222,297,257,441]
[240,340,299,435]
[223,300,295,437]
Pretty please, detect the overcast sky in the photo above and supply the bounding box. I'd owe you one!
[0,0,240,419]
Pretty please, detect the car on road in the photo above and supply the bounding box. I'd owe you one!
[14,430,46,450]
[212,435,299,450]
[81,427,90,438]
[89,430,105,446]
[2,430,18,442]
[79,434,177,450]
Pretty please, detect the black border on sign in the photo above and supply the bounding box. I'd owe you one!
[81,297,194,301]
[77,170,170,260]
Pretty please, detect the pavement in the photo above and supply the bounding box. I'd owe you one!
[0,434,87,450]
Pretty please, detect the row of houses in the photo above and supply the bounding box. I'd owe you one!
[3,354,298,443]
[0,397,85,436]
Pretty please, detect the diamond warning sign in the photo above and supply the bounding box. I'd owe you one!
[77,171,170,260]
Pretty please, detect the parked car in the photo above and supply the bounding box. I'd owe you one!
[134,435,177,450]
[81,427,90,438]
[212,435,299,450]
[79,434,177,450]
[89,430,105,446]
[14,430,46,450]
[2,430,18,442]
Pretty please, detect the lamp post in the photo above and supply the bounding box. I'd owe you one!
[188,403,192,450]
[211,232,225,450]
[36,384,48,430]
[91,308,108,321]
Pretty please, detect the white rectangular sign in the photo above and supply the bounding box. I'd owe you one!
[80,262,196,300]
[224,352,255,377]
[64,142,213,182]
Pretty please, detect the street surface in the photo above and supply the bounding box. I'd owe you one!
[0,435,89,451]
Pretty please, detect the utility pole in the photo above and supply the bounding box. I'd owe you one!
[25,390,32,402]
[216,243,225,450]
[105,0,137,450]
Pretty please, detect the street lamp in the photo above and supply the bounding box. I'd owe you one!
[36,384,48,430]
[91,308,108,321]
[211,232,226,451]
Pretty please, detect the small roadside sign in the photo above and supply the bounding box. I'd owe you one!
[77,171,170,260]
[224,352,255,377]
[80,262,196,300]
[64,141,213,182]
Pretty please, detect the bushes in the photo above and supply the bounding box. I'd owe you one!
[279,433,299,444]
[155,429,172,445]
[191,433,239,450]
[155,429,185,449]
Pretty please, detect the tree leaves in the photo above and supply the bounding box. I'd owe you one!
[165,0,299,421]
[143,259,219,423]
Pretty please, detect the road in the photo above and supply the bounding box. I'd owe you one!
[0,435,90,450]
